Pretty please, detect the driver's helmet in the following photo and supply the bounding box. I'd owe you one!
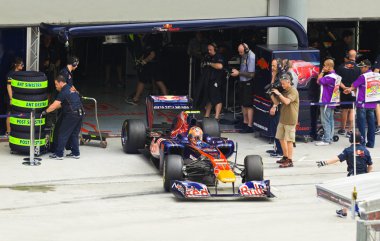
[188,126,203,145]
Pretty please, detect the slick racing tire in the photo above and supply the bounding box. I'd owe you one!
[10,71,48,94]
[202,118,220,137]
[10,111,45,133]
[9,131,46,154]
[121,119,146,154]
[244,155,264,182]
[163,155,184,192]
[11,93,48,113]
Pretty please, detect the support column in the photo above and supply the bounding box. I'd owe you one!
[267,0,280,45]
[26,26,40,71]
[278,0,308,45]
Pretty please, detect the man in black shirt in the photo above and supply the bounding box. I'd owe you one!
[197,43,224,120]
[44,75,84,160]
[59,56,79,92]
[336,50,361,136]
[331,30,354,67]
[125,34,167,105]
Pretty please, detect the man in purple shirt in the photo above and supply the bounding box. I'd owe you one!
[316,59,341,146]
[345,59,377,148]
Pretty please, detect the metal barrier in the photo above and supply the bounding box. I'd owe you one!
[357,220,380,241]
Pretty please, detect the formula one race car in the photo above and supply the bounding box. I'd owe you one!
[121,95,272,199]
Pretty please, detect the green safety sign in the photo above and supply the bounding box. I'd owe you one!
[9,136,46,146]
[9,117,45,126]
[11,98,48,108]
[11,79,48,89]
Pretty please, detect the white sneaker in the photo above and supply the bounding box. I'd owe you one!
[315,141,330,146]
[66,153,80,159]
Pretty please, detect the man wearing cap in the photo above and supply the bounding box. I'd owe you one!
[270,73,299,168]
[315,59,341,146]
[344,59,378,148]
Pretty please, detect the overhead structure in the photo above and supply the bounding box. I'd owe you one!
[40,16,308,47]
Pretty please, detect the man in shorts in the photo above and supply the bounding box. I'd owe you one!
[270,73,299,168]
[231,43,255,133]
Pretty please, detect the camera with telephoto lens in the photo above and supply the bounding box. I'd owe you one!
[264,59,291,95]
[264,80,284,95]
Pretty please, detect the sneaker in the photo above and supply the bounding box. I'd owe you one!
[345,131,352,138]
[266,150,276,154]
[270,152,283,158]
[375,127,380,135]
[125,97,138,105]
[241,126,254,133]
[49,154,63,160]
[315,141,330,146]
[336,209,347,218]
[235,122,247,130]
[366,144,374,148]
[66,153,80,159]
[279,159,293,168]
[276,156,287,163]
[0,132,9,139]
[337,129,346,135]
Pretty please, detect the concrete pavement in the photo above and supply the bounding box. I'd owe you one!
[0,133,379,241]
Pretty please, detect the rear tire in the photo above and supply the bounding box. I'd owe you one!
[244,155,264,182]
[9,131,46,154]
[163,155,183,192]
[11,93,48,113]
[202,118,220,137]
[10,111,45,133]
[121,119,146,154]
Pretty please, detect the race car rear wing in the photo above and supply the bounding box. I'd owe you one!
[147,95,192,110]
[146,95,193,129]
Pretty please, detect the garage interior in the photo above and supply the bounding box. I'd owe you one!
[1,19,380,136]
[51,27,268,135]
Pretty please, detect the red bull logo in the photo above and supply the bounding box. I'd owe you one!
[257,58,269,70]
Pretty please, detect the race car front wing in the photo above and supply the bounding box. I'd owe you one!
[171,180,274,199]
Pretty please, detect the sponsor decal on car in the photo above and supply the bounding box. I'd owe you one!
[239,181,267,196]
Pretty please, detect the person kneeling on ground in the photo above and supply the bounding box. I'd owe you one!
[316,131,373,218]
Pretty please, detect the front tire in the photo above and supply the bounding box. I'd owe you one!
[121,119,146,154]
[163,155,184,192]
[244,155,264,182]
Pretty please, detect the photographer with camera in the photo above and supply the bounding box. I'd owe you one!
[266,58,289,158]
[270,73,299,168]
[230,43,255,133]
[194,42,224,120]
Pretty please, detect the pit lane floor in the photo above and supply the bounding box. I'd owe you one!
[1,132,379,241]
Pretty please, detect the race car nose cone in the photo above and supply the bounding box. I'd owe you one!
[217,170,236,183]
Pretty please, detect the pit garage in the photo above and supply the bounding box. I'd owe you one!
[36,17,309,137]
[1,18,380,139]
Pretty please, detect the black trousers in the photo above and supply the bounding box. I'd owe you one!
[54,113,83,157]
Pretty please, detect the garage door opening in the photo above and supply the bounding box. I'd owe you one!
[39,17,308,136]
